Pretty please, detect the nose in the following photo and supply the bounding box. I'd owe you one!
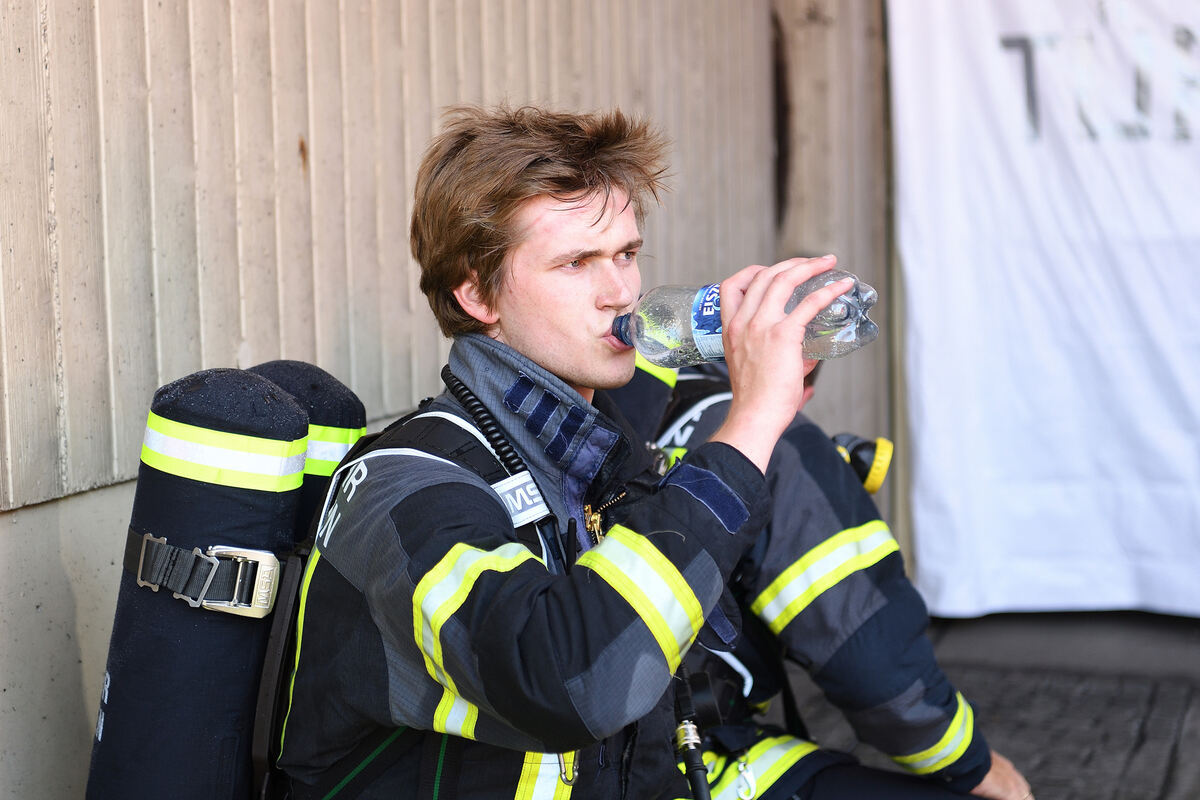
[598,259,638,310]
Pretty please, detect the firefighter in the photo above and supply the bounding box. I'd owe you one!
[276,105,857,798]
[606,359,1034,799]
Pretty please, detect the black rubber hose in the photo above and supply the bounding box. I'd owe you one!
[675,664,712,800]
[441,365,526,474]
[441,365,567,568]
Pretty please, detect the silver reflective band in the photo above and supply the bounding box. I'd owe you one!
[587,532,699,664]
[143,426,308,478]
[306,438,352,463]
[755,525,895,628]
[895,693,974,774]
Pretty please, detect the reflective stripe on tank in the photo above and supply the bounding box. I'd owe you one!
[412,541,540,739]
[140,410,307,492]
[304,423,367,476]
[893,692,975,775]
[514,750,575,800]
[750,520,898,635]
[575,525,702,672]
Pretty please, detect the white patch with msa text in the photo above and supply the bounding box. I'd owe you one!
[491,471,550,527]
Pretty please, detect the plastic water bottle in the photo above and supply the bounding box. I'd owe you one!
[611,269,878,368]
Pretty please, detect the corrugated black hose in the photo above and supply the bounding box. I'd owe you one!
[440,365,567,567]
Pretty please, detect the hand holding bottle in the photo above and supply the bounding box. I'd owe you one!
[708,256,854,473]
[611,264,877,367]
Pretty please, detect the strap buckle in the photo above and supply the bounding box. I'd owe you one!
[171,548,220,608]
[135,533,168,591]
[199,546,281,618]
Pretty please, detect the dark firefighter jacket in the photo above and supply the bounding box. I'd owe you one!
[607,361,993,796]
[277,334,773,799]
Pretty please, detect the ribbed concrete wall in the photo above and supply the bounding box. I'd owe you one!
[0,0,775,512]
[0,1,779,795]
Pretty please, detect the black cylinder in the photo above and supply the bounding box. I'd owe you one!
[86,368,308,800]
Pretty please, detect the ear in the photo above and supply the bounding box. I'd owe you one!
[453,276,500,326]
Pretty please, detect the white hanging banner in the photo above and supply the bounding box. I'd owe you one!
[888,1,1200,616]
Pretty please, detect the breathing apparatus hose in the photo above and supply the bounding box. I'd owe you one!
[675,664,713,800]
[441,365,527,473]
[439,366,570,566]
[440,364,587,785]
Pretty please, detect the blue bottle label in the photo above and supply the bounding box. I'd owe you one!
[691,284,725,361]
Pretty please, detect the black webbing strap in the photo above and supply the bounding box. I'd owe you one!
[122,527,261,609]
[251,550,307,797]
[375,414,547,557]
[377,414,509,483]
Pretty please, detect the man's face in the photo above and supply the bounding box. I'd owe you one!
[482,190,642,401]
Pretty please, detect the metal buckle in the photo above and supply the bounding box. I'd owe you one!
[136,533,168,591]
[199,546,280,618]
[172,548,220,608]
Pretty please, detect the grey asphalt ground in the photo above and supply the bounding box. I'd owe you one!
[783,612,1200,800]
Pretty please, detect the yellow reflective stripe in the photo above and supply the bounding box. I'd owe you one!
[893,692,974,774]
[750,520,898,635]
[514,751,575,800]
[304,424,366,476]
[575,525,702,672]
[635,352,679,388]
[412,542,539,739]
[308,423,366,445]
[141,410,307,492]
[665,447,687,467]
[836,444,851,463]
[279,548,324,755]
[862,437,893,494]
[710,736,818,800]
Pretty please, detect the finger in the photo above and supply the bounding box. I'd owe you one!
[720,263,769,296]
[717,264,769,324]
[755,257,841,323]
[731,255,833,325]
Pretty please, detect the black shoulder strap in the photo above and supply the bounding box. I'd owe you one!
[375,413,509,483]
[365,411,545,556]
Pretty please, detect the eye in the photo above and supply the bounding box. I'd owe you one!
[618,250,637,263]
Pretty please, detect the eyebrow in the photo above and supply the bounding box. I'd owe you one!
[547,238,644,266]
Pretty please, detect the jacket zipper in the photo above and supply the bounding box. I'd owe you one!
[583,490,626,545]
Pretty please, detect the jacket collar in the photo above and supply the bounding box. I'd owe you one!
[445,334,629,528]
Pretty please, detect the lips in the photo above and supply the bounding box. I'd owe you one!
[603,330,634,350]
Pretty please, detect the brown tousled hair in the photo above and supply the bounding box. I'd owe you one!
[411,105,669,337]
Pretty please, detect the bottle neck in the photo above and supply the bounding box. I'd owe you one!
[611,314,633,346]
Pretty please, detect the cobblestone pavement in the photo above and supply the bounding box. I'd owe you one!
[785,614,1200,800]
